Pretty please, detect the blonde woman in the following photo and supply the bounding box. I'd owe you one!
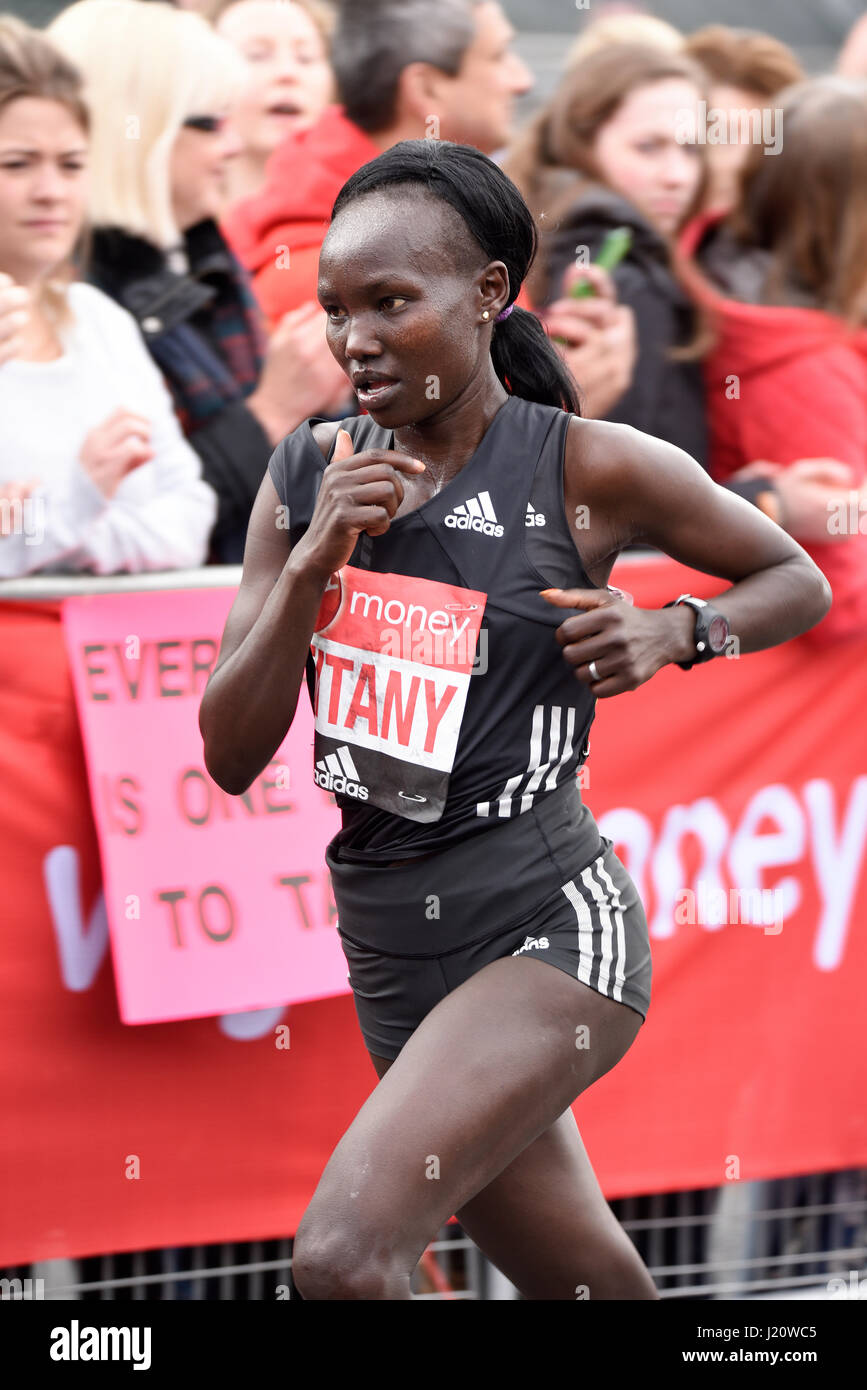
[567,12,683,66]
[49,0,350,565]
[0,17,216,577]
[215,0,335,206]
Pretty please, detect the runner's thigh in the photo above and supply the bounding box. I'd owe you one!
[454,1106,656,1299]
[295,956,643,1266]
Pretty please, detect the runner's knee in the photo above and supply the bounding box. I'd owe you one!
[291,1228,405,1300]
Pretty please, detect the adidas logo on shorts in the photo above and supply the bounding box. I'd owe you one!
[314,745,369,799]
[525,501,546,527]
[511,935,550,955]
[443,490,503,538]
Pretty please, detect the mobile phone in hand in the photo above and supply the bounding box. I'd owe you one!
[570,227,634,298]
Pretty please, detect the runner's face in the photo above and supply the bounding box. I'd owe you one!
[318,191,502,426]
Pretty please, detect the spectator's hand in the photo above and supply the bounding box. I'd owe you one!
[0,478,41,534]
[730,458,859,543]
[78,408,154,499]
[727,460,784,483]
[247,302,352,444]
[0,273,32,366]
[536,265,636,419]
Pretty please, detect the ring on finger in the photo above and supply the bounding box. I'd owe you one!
[588,660,601,681]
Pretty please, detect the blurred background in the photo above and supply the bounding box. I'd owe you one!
[12,0,867,76]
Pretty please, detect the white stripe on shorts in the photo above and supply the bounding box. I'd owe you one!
[579,858,620,1002]
[560,878,596,990]
[592,855,628,1002]
[562,854,627,1004]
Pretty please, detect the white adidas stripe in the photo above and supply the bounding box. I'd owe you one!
[476,703,579,818]
[317,745,360,779]
[448,490,498,522]
[561,878,596,990]
[575,856,626,1003]
[592,856,628,1000]
[544,707,576,791]
[337,745,360,779]
[581,859,614,997]
[561,854,629,1004]
[519,702,547,812]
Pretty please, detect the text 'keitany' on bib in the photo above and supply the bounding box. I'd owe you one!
[310,565,488,822]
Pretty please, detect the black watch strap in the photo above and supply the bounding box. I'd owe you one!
[663,595,730,670]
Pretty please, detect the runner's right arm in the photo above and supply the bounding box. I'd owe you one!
[199,432,424,794]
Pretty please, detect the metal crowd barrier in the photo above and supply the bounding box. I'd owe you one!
[3,1168,865,1300]
[0,564,245,600]
[0,547,681,602]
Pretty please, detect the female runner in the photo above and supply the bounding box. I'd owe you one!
[199,139,831,1301]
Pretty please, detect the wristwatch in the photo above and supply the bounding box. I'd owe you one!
[663,594,731,670]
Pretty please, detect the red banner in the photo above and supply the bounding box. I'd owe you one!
[1,556,865,1266]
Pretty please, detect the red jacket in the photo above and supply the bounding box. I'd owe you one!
[221,105,382,328]
[222,104,534,327]
[679,212,867,647]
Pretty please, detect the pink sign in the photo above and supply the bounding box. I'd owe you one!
[61,589,344,1024]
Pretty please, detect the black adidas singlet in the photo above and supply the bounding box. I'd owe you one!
[268,393,599,862]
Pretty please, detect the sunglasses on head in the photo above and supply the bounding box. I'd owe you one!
[183,114,228,133]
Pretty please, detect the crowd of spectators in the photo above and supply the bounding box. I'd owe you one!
[1,0,865,641]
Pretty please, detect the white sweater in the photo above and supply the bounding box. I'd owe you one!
[0,281,218,577]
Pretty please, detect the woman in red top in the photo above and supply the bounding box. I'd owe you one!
[679,76,867,646]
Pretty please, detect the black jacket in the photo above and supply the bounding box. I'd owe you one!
[539,186,708,470]
[85,219,270,564]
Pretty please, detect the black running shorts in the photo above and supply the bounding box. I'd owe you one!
[325,779,652,1062]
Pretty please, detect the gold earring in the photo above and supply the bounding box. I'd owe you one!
[482,310,490,321]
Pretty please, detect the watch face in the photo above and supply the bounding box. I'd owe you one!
[708,615,729,653]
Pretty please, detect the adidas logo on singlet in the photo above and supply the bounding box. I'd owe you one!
[525,501,546,527]
[314,745,369,800]
[443,490,503,538]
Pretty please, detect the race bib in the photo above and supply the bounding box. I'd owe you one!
[310,565,487,821]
